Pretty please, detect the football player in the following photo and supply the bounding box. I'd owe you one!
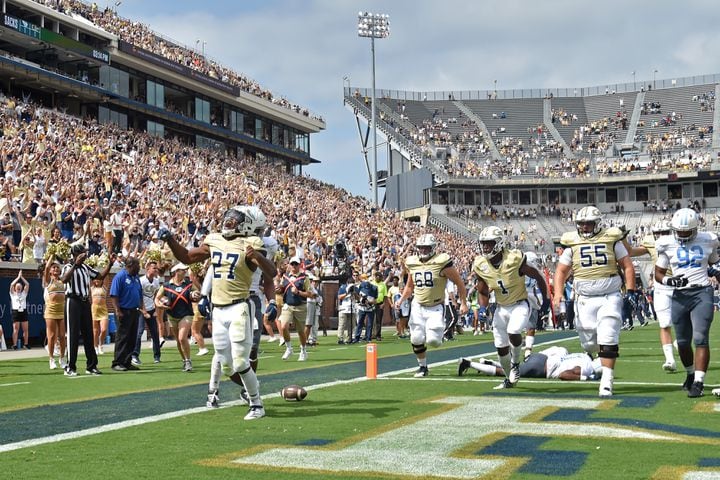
[523,251,546,360]
[395,233,468,377]
[655,208,719,398]
[472,227,550,389]
[623,220,677,371]
[458,346,602,381]
[553,206,636,397]
[158,205,277,420]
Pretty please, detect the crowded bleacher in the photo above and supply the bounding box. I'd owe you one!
[0,94,479,279]
[30,0,323,122]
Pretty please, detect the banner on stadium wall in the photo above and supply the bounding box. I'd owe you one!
[3,14,40,40]
[0,276,47,343]
[117,40,240,96]
[40,29,110,64]
[1,14,110,64]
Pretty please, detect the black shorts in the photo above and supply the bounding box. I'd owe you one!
[12,310,28,323]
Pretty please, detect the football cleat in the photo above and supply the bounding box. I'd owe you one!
[524,349,532,361]
[298,350,308,362]
[662,361,677,373]
[493,379,514,390]
[244,405,266,420]
[282,347,294,360]
[599,385,613,398]
[457,358,471,376]
[682,373,694,391]
[183,359,193,372]
[508,362,520,385]
[687,381,704,398]
[712,388,720,397]
[413,366,429,378]
[206,389,219,408]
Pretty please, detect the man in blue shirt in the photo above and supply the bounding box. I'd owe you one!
[110,256,142,371]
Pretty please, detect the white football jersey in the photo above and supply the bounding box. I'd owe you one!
[249,236,279,293]
[656,231,720,288]
[525,276,541,310]
[546,351,596,379]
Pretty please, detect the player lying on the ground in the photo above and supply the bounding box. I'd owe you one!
[458,346,601,384]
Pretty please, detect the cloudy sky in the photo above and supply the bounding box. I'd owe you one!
[115,0,720,199]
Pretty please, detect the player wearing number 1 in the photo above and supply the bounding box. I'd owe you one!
[158,206,277,420]
[395,234,468,377]
[553,206,636,398]
[472,227,550,389]
[655,208,719,398]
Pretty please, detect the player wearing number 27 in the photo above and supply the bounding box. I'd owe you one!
[395,234,468,378]
[472,226,550,389]
[158,206,277,420]
[655,208,719,398]
[553,206,636,398]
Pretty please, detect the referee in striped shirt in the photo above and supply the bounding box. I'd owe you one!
[60,243,114,376]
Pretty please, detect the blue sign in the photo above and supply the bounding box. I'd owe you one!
[0,276,47,343]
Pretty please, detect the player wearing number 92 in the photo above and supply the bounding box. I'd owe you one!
[395,234,468,378]
[158,206,277,420]
[472,226,550,390]
[655,208,720,398]
[553,205,636,398]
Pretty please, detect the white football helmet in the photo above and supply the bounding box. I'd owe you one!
[415,233,437,261]
[478,226,504,258]
[670,208,698,244]
[651,220,671,239]
[575,206,602,238]
[237,205,267,236]
[221,205,265,239]
[524,251,543,271]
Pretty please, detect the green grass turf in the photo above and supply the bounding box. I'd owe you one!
[1,321,719,480]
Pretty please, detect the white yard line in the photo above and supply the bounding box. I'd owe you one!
[0,382,30,387]
[0,335,616,454]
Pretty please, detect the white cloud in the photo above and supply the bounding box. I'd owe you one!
[116,0,720,198]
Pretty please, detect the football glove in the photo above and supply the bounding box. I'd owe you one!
[708,263,720,278]
[540,297,551,317]
[625,289,639,309]
[662,275,688,288]
[157,228,172,242]
[197,296,211,318]
[477,305,487,320]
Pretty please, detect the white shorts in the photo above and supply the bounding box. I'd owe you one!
[408,301,445,348]
[575,291,622,347]
[654,285,672,329]
[492,301,530,348]
[211,300,253,374]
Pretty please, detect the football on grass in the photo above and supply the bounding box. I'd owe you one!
[281,385,308,401]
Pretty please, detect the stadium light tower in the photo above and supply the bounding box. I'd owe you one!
[653,69,658,90]
[358,11,390,206]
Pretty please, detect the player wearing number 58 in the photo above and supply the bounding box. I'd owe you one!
[471,226,550,390]
[553,206,636,398]
[157,206,277,420]
[395,234,467,378]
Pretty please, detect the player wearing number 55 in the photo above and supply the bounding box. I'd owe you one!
[395,234,467,378]
[553,206,636,398]
[157,206,276,421]
[471,226,550,390]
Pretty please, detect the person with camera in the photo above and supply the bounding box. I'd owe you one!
[336,273,356,344]
[350,273,378,343]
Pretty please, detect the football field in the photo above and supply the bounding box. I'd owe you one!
[1,322,719,480]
